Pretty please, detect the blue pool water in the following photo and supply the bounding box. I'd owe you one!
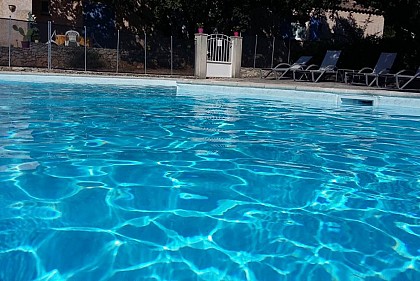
[0,77,419,281]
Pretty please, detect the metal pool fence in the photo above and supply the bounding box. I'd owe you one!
[0,18,314,76]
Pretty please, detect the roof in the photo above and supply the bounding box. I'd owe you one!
[338,0,382,15]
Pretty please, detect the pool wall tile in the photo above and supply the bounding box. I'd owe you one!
[0,73,177,87]
[1,73,419,110]
[177,83,339,105]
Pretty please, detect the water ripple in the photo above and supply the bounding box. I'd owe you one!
[0,81,419,280]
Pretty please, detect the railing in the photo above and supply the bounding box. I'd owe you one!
[0,18,326,75]
[1,18,415,75]
[0,18,195,76]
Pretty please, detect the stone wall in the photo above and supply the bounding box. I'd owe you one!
[0,43,258,78]
[0,43,195,75]
[0,43,118,70]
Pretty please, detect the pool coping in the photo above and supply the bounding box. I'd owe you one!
[1,70,420,109]
[177,78,420,98]
[1,69,419,97]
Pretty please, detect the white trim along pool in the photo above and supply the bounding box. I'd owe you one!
[1,72,420,110]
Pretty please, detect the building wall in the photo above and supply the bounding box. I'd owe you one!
[0,0,32,20]
[0,1,33,47]
[326,10,384,37]
[0,0,84,48]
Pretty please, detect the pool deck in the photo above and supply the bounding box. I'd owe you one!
[1,67,419,99]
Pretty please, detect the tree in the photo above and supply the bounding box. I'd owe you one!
[90,0,343,37]
[355,0,419,68]
[358,0,420,41]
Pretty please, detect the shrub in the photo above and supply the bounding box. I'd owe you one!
[68,49,105,69]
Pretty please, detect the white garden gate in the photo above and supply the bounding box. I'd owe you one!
[194,33,242,79]
[206,34,232,78]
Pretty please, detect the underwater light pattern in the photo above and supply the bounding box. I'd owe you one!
[0,80,419,280]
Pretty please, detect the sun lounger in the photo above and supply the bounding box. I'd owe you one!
[395,67,420,90]
[293,50,341,82]
[345,52,397,87]
[45,30,58,45]
[375,66,420,89]
[260,56,312,79]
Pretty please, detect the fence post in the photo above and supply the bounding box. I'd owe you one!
[48,21,51,70]
[116,29,120,73]
[253,34,258,69]
[8,16,11,68]
[144,31,147,74]
[170,35,173,76]
[271,36,275,68]
[84,26,87,72]
[194,33,207,78]
[231,35,243,78]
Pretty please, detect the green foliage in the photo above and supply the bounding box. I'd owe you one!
[12,25,34,41]
[354,0,420,68]
[89,0,418,68]
[89,0,417,43]
[358,1,420,41]
[91,0,342,37]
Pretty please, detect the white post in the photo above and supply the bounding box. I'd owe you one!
[116,29,120,73]
[253,34,258,69]
[231,35,243,78]
[48,21,51,70]
[144,31,147,74]
[8,16,11,68]
[271,36,275,68]
[194,33,207,78]
[84,26,87,72]
[170,35,173,76]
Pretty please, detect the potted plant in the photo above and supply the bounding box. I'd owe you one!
[12,13,39,48]
[32,26,41,43]
[197,23,204,34]
[28,13,40,43]
[12,25,33,48]
[232,26,241,37]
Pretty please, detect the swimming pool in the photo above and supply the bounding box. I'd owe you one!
[0,75,419,280]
